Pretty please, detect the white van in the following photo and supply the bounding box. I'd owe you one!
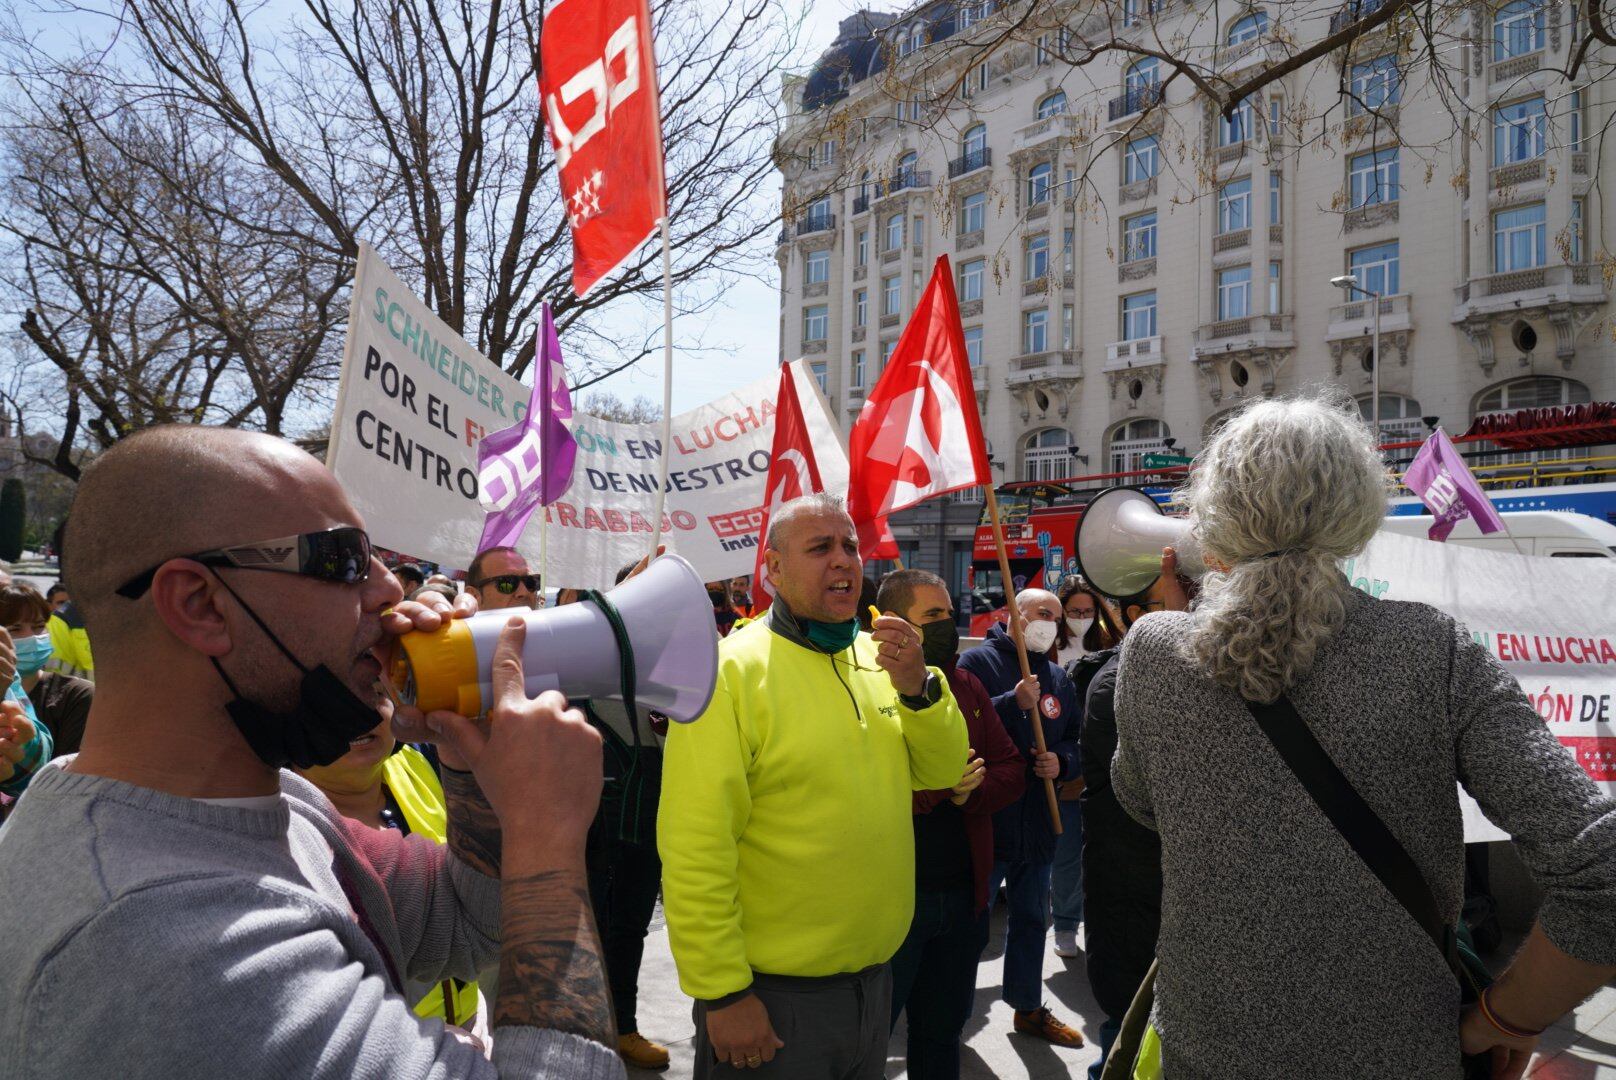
[1379,510,1616,558]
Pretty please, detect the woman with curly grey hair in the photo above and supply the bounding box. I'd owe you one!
[1111,394,1616,1079]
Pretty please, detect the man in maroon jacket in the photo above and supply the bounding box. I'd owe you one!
[877,569,1026,1080]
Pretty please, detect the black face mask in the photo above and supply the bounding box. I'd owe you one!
[209,572,383,770]
[920,618,961,668]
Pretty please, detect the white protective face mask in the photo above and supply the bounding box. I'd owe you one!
[1022,620,1058,654]
[1065,617,1094,642]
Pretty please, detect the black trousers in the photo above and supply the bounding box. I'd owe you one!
[693,965,892,1080]
[887,885,989,1080]
[586,833,662,1034]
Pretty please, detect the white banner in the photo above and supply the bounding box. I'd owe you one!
[327,244,846,588]
[1349,531,1616,840]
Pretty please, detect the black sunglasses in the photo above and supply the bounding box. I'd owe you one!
[116,526,373,599]
[473,573,539,595]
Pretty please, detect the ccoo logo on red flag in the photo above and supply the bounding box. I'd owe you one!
[539,0,667,296]
[750,366,827,612]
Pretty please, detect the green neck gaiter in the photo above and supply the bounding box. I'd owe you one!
[803,617,860,654]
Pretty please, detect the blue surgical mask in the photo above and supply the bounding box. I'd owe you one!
[14,633,53,677]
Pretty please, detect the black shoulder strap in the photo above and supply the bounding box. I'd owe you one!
[1245,695,1452,961]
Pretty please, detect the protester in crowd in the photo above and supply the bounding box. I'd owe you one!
[0,425,621,1078]
[877,569,1025,1080]
[46,594,93,681]
[1052,576,1119,668]
[707,581,740,637]
[2,583,93,758]
[427,572,456,588]
[728,576,752,617]
[555,587,584,607]
[467,546,540,611]
[393,563,427,594]
[296,718,481,1029]
[45,583,70,613]
[1072,552,1190,1079]
[955,589,1084,1048]
[410,582,461,606]
[1113,396,1616,1078]
[661,493,968,1080]
[0,626,50,804]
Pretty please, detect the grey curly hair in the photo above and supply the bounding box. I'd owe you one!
[1183,394,1391,703]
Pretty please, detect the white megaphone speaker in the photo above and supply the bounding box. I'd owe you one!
[389,553,719,724]
[1074,486,1207,598]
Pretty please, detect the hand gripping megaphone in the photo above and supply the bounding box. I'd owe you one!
[1073,486,1208,598]
[389,553,719,723]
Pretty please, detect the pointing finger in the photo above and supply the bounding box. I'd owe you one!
[491,617,530,715]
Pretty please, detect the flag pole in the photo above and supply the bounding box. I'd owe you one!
[539,509,550,605]
[649,216,674,561]
[983,483,1062,835]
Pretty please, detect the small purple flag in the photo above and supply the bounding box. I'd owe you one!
[476,304,576,551]
[1403,427,1505,541]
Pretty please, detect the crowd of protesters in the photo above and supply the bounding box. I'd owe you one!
[0,395,1613,1080]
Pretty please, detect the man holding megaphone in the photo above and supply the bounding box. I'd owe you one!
[660,493,969,1080]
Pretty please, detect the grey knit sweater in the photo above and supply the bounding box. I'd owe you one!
[0,762,624,1080]
[1113,588,1616,1079]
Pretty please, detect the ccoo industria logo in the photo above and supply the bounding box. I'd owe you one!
[708,507,765,552]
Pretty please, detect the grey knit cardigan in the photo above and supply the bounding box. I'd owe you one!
[1112,587,1616,1079]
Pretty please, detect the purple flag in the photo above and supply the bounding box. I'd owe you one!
[1402,427,1505,541]
[476,304,576,551]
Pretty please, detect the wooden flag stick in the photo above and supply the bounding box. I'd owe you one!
[648,216,675,561]
[983,484,1062,835]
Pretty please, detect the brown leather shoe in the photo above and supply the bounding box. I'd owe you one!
[1013,1006,1086,1048]
[618,1031,671,1070]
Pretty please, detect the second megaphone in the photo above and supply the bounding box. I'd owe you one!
[389,553,719,723]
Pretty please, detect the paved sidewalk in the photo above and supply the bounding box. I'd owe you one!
[627,906,1616,1079]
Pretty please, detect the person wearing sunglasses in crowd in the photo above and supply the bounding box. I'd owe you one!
[467,546,541,611]
[0,425,620,1080]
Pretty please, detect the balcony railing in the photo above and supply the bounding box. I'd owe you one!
[852,194,870,215]
[1105,336,1164,369]
[1013,113,1081,153]
[795,213,836,237]
[1454,264,1607,310]
[1191,313,1294,355]
[879,168,932,198]
[1108,83,1162,122]
[947,148,992,178]
[1326,292,1412,341]
[1329,0,1388,35]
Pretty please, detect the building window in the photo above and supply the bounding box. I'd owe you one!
[1024,427,1073,482]
[1063,227,1075,273]
[854,289,868,327]
[1478,376,1590,413]
[805,249,830,285]
[1570,89,1585,151]
[1268,261,1282,312]
[816,140,837,167]
[1219,96,1256,146]
[1348,240,1400,295]
[885,213,904,251]
[1122,210,1157,261]
[1493,203,1546,271]
[803,304,828,342]
[1348,147,1399,208]
[810,361,828,392]
[856,230,868,266]
[913,216,926,249]
[1348,55,1400,114]
[960,191,986,234]
[964,326,984,367]
[898,20,926,56]
[959,1,987,28]
[962,123,987,158]
[1358,393,1426,440]
[1227,11,1268,45]
[1062,304,1075,349]
[961,62,989,98]
[1125,57,1160,91]
[1217,266,1252,319]
[1122,291,1158,339]
[1493,0,1546,60]
[1269,96,1283,136]
[1037,91,1068,119]
[1109,418,1170,475]
[1269,173,1281,224]
[1493,97,1546,166]
[959,257,985,301]
[1122,0,1163,26]
[1571,197,1585,263]
[1124,136,1160,182]
[1025,232,1050,280]
[1027,161,1053,205]
[882,274,901,315]
[881,337,898,371]
[1218,177,1252,233]
[1023,308,1049,353]
[858,170,871,203]
[851,350,866,388]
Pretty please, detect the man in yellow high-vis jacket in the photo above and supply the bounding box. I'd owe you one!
[660,493,968,1080]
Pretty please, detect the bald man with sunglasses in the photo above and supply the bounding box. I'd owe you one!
[0,426,622,1080]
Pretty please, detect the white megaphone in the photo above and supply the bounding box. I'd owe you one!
[389,553,719,724]
[1074,486,1208,598]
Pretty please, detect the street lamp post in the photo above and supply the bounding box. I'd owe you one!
[1331,274,1382,454]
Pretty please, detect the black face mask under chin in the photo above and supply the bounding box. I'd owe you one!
[209,572,383,770]
[920,618,961,668]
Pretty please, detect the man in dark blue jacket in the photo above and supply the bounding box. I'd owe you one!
[957,587,1084,1050]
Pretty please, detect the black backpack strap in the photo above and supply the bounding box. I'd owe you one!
[1245,695,1453,963]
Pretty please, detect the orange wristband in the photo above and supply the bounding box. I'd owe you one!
[1478,987,1543,1039]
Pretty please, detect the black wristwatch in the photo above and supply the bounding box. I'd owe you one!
[899,671,944,711]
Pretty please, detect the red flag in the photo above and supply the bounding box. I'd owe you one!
[847,255,991,558]
[539,0,667,296]
[750,367,828,612]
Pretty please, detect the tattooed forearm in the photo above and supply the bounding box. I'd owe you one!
[441,767,503,878]
[494,870,616,1046]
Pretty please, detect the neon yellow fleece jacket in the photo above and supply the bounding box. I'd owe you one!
[659,610,969,1001]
